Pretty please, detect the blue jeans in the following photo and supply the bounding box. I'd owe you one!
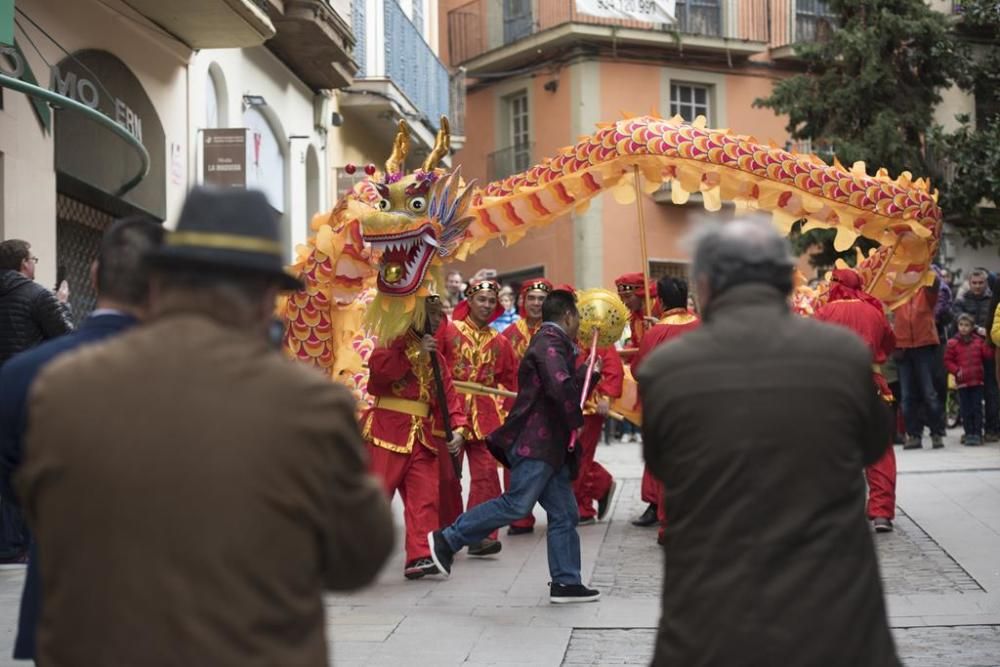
[959,385,984,438]
[898,345,946,437]
[442,452,582,585]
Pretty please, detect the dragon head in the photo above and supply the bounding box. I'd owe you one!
[359,118,475,342]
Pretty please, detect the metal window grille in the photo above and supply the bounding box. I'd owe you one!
[669,83,710,123]
[675,0,722,37]
[795,0,835,43]
[503,0,533,45]
[649,261,690,281]
[56,194,114,325]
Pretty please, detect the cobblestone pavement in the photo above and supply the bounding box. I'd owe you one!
[878,512,983,595]
[562,627,1000,666]
[588,479,983,600]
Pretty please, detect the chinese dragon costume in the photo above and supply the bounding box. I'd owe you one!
[280,114,942,402]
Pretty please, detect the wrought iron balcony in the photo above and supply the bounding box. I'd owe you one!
[447,0,770,68]
[341,0,457,168]
[265,0,356,91]
[770,0,837,51]
[125,0,275,48]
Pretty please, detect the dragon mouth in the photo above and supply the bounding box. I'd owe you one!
[365,224,439,296]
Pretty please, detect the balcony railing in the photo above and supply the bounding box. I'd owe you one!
[487,143,534,182]
[771,0,837,49]
[448,0,770,65]
[354,0,449,130]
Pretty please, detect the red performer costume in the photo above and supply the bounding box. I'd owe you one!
[632,282,701,538]
[500,279,553,534]
[439,278,518,554]
[615,273,660,348]
[814,269,898,531]
[574,344,624,522]
[361,297,469,579]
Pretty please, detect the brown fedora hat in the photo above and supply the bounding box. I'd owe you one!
[149,187,302,291]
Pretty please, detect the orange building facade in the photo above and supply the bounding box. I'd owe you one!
[438,0,825,290]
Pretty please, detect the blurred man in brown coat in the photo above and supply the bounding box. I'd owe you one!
[638,219,898,667]
[16,187,394,667]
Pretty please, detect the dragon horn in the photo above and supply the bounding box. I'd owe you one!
[385,120,410,175]
[421,116,451,172]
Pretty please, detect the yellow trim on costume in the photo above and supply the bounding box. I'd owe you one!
[166,231,283,254]
[375,396,430,418]
[659,309,698,326]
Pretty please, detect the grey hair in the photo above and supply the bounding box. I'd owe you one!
[686,218,795,297]
[970,268,989,280]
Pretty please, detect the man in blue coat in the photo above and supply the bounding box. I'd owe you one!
[429,290,602,603]
[0,216,164,660]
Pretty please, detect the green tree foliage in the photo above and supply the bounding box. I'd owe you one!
[755,0,999,247]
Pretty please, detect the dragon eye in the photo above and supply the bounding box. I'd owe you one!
[408,196,427,213]
[378,198,391,211]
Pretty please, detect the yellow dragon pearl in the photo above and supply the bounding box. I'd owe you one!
[384,263,404,283]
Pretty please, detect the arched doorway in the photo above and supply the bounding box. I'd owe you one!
[205,63,229,129]
[305,144,321,241]
[242,105,287,251]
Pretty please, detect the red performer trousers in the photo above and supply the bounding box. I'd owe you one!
[866,444,897,520]
[640,466,661,506]
[573,415,614,520]
[367,443,439,563]
[466,438,501,540]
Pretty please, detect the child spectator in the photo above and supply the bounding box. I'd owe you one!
[944,313,993,446]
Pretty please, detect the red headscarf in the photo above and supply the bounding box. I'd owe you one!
[517,278,554,317]
[829,269,883,314]
[453,278,505,323]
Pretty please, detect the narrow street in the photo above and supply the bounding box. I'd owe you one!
[1,432,999,666]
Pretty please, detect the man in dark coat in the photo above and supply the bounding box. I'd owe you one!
[638,219,899,667]
[429,290,602,603]
[16,188,394,667]
[0,239,73,366]
[0,217,164,661]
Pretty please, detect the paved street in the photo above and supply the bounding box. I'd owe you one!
[1,431,999,666]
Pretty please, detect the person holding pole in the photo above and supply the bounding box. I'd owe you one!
[631,276,701,541]
[438,278,519,556]
[501,278,553,534]
[429,290,603,602]
[361,294,469,580]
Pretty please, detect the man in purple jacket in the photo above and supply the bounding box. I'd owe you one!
[429,290,602,603]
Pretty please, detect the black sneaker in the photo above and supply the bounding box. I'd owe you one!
[404,558,440,580]
[872,517,893,533]
[467,538,502,556]
[507,525,534,536]
[578,517,596,526]
[903,436,923,450]
[427,531,454,578]
[985,432,1000,443]
[597,480,617,521]
[631,503,658,527]
[549,582,601,604]
[931,435,945,449]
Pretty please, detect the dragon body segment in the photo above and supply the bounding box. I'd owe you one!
[282,115,942,396]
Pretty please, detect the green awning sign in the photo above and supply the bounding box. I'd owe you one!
[0,1,13,47]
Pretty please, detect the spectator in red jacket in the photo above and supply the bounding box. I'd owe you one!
[945,313,994,446]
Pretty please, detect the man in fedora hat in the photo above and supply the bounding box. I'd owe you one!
[16,187,394,667]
